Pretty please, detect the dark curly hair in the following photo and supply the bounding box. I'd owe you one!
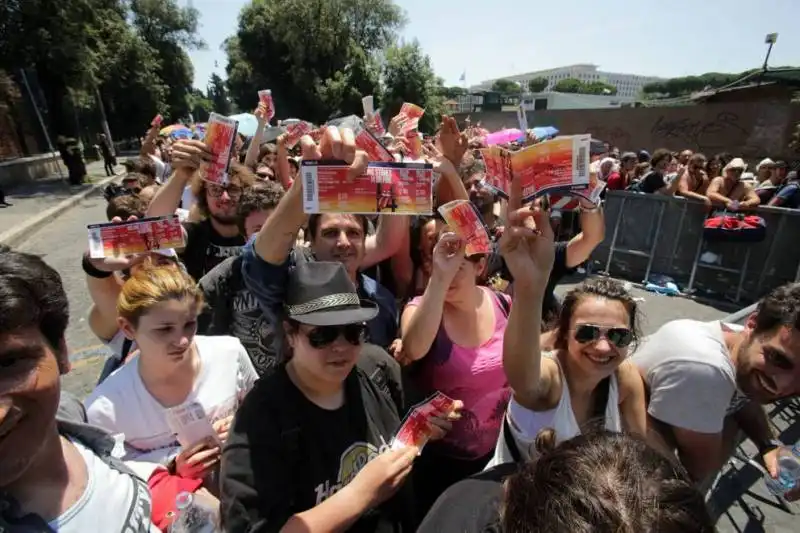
[190,162,256,219]
[753,282,800,335]
[553,278,642,351]
[236,181,286,237]
[502,430,714,533]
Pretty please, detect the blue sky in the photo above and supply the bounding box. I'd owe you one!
[186,0,800,91]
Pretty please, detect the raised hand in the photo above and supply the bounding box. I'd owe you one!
[298,126,368,181]
[170,139,212,172]
[431,232,466,283]
[438,115,468,167]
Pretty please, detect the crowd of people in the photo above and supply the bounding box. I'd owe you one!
[2,102,800,533]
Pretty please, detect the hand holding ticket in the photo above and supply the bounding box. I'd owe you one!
[87,215,185,259]
[202,113,239,185]
[392,393,461,453]
[437,200,492,256]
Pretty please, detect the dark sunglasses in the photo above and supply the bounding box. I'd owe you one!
[574,324,633,348]
[305,323,366,349]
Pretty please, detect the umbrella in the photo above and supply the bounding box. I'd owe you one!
[530,126,559,140]
[192,123,207,141]
[484,128,524,146]
[160,124,191,137]
[228,113,259,137]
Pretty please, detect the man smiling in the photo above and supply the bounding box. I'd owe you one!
[0,251,158,532]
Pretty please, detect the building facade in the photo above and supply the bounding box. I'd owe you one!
[472,64,664,99]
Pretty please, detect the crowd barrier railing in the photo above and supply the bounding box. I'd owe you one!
[589,191,800,303]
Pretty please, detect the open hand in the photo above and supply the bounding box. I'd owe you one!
[170,139,212,174]
[174,437,221,480]
[298,126,368,182]
[348,447,418,509]
[431,232,466,282]
[438,116,468,167]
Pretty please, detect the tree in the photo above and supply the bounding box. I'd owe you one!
[439,86,467,99]
[225,0,404,123]
[583,81,617,95]
[189,89,213,123]
[491,78,521,93]
[638,70,788,98]
[130,0,205,122]
[552,78,584,94]
[382,41,443,133]
[527,77,549,93]
[207,74,232,115]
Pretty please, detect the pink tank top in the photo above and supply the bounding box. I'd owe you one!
[406,287,511,459]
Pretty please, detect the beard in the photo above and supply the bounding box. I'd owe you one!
[210,212,238,226]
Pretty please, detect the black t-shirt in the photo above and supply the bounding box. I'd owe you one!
[417,462,518,533]
[181,219,245,282]
[637,170,666,194]
[485,241,575,323]
[221,347,414,533]
[198,255,280,375]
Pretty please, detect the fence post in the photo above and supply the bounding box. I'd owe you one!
[756,214,786,296]
[603,196,627,274]
[642,202,667,283]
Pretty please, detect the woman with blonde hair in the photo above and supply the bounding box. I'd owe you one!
[84,262,258,517]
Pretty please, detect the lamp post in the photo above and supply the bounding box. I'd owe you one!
[763,33,778,71]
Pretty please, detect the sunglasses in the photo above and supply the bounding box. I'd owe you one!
[573,324,633,348]
[305,323,366,349]
[207,184,243,200]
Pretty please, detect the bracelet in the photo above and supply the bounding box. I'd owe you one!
[82,253,113,279]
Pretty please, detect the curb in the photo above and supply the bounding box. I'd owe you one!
[0,173,122,248]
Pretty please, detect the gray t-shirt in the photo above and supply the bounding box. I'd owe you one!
[632,319,749,434]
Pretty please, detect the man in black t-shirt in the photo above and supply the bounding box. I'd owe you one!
[146,139,255,281]
[636,148,676,195]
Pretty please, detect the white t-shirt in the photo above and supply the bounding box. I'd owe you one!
[48,438,159,533]
[632,319,750,434]
[181,184,196,212]
[85,335,258,478]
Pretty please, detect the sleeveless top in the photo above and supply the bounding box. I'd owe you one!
[486,354,621,468]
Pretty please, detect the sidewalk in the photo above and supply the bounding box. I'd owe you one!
[0,160,124,247]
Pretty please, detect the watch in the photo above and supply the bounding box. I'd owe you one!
[758,439,783,454]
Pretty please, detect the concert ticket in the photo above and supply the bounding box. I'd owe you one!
[258,89,275,122]
[151,114,163,127]
[512,134,591,201]
[437,200,492,256]
[201,113,239,185]
[362,95,374,116]
[391,392,459,453]
[165,401,220,449]
[285,121,313,149]
[302,161,433,215]
[480,146,512,199]
[87,215,184,259]
[355,126,394,163]
[395,102,424,134]
[309,127,325,143]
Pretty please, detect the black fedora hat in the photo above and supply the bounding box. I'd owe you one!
[286,262,378,326]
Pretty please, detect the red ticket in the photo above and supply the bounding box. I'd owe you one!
[258,89,275,122]
[87,215,184,259]
[366,113,385,136]
[396,102,424,134]
[355,127,393,163]
[201,113,238,185]
[285,121,313,149]
[302,161,433,215]
[437,200,492,256]
[511,134,591,201]
[391,392,459,453]
[480,146,512,199]
[151,114,163,127]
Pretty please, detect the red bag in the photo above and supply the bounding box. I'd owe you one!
[703,211,766,243]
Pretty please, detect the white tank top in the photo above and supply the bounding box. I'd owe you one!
[486,354,622,468]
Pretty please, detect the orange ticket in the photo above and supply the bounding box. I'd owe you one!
[437,200,492,256]
[355,126,393,163]
[302,161,433,215]
[201,113,238,185]
[511,134,591,201]
[258,89,275,122]
[396,102,424,134]
[285,121,313,149]
[87,215,184,259]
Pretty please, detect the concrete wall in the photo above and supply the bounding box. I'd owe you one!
[455,102,800,160]
[0,153,62,189]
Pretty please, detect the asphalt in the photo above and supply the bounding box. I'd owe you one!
[3,168,798,531]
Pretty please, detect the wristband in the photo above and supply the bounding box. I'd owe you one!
[82,253,113,279]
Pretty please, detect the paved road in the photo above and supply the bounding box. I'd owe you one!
[11,195,799,531]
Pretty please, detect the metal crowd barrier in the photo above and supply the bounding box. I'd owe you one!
[589,191,800,303]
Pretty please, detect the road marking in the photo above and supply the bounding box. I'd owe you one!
[69,344,111,365]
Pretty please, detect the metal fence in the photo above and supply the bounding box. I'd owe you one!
[589,191,800,303]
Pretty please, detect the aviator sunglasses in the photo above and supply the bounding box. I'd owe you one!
[305,323,367,349]
[573,324,633,348]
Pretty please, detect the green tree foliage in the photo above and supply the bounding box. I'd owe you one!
[130,0,204,122]
[207,73,233,115]
[381,41,443,133]
[225,0,404,123]
[491,78,521,93]
[189,89,213,123]
[0,0,202,140]
[439,86,467,99]
[551,78,617,95]
[527,77,549,93]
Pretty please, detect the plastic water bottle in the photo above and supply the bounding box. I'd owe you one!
[764,445,800,496]
[170,491,219,533]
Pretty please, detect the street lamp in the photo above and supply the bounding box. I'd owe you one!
[763,33,778,71]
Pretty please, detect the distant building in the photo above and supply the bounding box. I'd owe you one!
[472,64,664,99]
[452,91,637,114]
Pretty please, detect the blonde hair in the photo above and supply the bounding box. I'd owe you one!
[117,262,203,326]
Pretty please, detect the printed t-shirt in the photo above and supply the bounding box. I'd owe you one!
[405,287,511,459]
[632,319,750,434]
[181,218,245,282]
[773,182,800,208]
[84,335,258,478]
[199,255,280,375]
[48,438,160,533]
[221,353,414,533]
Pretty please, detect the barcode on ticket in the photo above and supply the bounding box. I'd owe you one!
[576,145,587,179]
[303,167,319,213]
